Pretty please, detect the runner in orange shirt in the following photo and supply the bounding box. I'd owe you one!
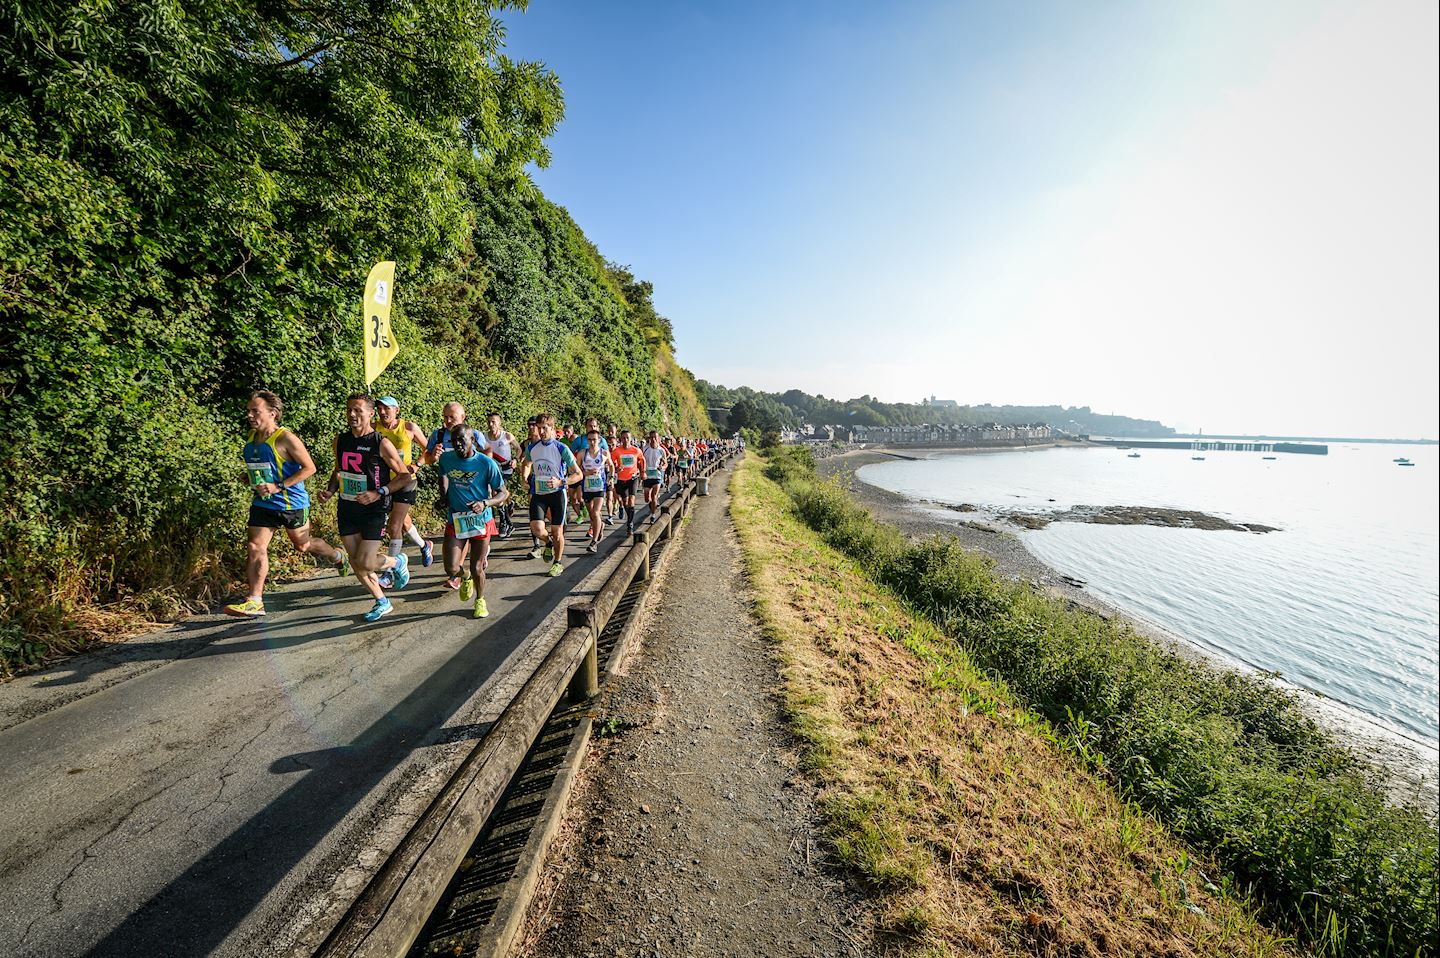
[610,429,643,533]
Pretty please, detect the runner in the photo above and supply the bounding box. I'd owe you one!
[519,417,542,555]
[375,396,433,585]
[225,391,348,618]
[316,394,416,622]
[484,411,519,539]
[438,423,509,618]
[577,427,610,554]
[568,417,609,526]
[525,414,582,577]
[423,402,487,589]
[603,423,620,524]
[610,428,643,533]
[642,429,669,524]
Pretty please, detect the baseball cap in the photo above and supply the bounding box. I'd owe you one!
[376,396,399,408]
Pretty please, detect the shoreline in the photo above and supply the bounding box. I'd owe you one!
[816,444,1439,810]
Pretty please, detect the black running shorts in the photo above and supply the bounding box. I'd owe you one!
[248,504,309,530]
[529,490,567,525]
[337,504,388,541]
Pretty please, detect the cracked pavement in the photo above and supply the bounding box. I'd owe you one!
[0,512,649,958]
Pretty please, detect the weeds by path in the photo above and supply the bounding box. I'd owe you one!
[731,454,1297,957]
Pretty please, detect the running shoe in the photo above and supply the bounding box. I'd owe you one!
[393,552,411,589]
[378,569,394,589]
[548,562,563,577]
[363,598,393,622]
[336,553,351,577]
[499,527,513,540]
[627,520,634,534]
[421,540,434,567]
[224,598,265,618]
[443,576,462,591]
[459,577,473,602]
[585,541,598,555]
[526,545,542,560]
[472,596,489,619]
[543,545,554,563]
[649,514,658,525]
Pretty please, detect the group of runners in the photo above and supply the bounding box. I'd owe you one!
[227,390,731,623]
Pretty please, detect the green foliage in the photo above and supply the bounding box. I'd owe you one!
[0,0,709,668]
[763,450,1439,958]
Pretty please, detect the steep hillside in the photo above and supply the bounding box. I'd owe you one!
[0,1,709,669]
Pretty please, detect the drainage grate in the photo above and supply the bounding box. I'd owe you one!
[406,705,586,957]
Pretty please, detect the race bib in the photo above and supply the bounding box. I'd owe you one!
[338,472,368,501]
[452,510,487,540]
[245,460,275,489]
[620,453,637,470]
[646,467,661,480]
[584,474,604,492]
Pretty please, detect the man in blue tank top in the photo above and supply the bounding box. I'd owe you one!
[226,390,347,618]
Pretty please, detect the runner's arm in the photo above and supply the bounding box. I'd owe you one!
[404,422,428,473]
[422,430,443,465]
[315,438,340,503]
[270,432,318,494]
[377,438,416,495]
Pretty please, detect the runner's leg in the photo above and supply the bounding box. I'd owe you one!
[244,525,276,599]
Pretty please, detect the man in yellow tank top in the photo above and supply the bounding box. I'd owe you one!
[375,396,434,579]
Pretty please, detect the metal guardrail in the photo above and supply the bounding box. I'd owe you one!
[313,449,739,958]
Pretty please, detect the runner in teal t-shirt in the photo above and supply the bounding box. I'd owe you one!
[438,426,509,618]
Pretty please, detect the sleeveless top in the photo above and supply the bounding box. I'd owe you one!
[487,430,515,472]
[243,428,310,511]
[375,419,414,466]
[335,430,390,515]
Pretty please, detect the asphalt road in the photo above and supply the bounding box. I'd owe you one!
[0,506,653,958]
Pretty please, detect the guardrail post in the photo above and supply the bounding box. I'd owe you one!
[633,533,650,581]
[566,605,599,703]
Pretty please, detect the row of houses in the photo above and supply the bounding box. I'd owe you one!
[781,422,1054,444]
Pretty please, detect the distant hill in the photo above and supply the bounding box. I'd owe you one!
[697,383,1174,438]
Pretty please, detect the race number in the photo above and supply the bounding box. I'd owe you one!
[338,472,368,501]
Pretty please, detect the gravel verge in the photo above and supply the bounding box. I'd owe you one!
[515,464,875,958]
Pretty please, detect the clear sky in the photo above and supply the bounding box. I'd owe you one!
[501,1,1439,439]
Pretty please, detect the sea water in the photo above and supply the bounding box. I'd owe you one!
[857,443,1440,747]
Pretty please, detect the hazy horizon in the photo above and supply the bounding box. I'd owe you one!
[504,0,1439,442]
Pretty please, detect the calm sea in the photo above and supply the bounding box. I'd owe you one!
[857,443,1440,746]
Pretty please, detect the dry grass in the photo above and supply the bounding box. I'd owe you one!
[730,455,1297,957]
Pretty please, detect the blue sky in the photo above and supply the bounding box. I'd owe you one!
[502,1,1438,438]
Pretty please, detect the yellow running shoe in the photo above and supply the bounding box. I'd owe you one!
[548,562,563,578]
[224,598,265,618]
[472,596,489,619]
[459,577,473,602]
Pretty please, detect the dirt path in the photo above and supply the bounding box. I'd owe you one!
[518,463,874,958]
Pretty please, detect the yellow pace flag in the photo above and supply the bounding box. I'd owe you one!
[363,260,399,387]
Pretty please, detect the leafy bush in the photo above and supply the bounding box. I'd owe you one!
[0,0,710,670]
[766,453,1439,958]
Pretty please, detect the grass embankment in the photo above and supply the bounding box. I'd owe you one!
[731,450,1438,957]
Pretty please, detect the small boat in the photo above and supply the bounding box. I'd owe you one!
[1262,455,1277,460]
[1127,453,1141,458]
[1398,462,1416,467]
[1117,445,1131,450]
[1393,457,1411,463]
[1191,456,1206,461]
